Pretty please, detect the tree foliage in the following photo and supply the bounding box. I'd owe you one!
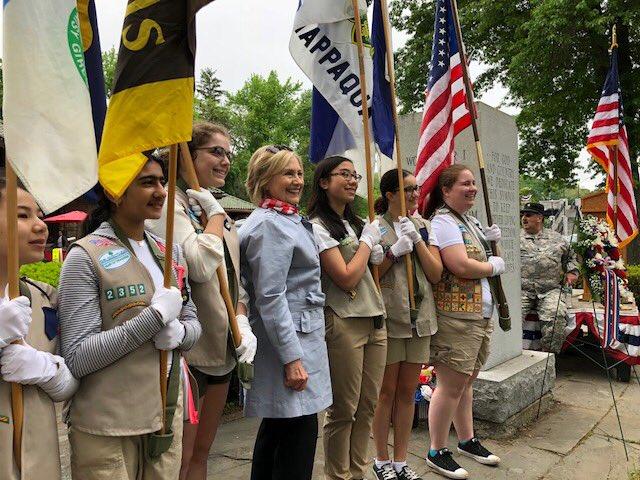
[101,47,117,98]
[391,0,640,190]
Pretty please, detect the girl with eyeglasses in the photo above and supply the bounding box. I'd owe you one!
[307,156,387,480]
[0,173,79,480]
[146,122,257,480]
[58,154,201,479]
[239,145,332,480]
[370,169,442,480]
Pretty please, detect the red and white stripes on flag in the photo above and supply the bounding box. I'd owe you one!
[414,0,471,212]
[586,48,638,247]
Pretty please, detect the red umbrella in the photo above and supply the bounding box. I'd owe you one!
[44,210,87,223]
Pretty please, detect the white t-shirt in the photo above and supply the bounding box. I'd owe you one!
[313,220,358,253]
[129,238,173,370]
[430,215,493,318]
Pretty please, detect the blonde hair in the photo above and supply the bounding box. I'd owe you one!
[245,146,302,205]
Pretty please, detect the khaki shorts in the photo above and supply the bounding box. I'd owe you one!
[429,315,493,375]
[386,334,431,365]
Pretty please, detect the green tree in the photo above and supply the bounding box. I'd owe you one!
[101,47,117,98]
[194,68,232,127]
[391,0,640,189]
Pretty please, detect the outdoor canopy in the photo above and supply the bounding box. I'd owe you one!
[44,210,88,223]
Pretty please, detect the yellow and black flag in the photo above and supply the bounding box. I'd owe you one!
[99,0,213,198]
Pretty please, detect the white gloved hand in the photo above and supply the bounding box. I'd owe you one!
[484,224,502,242]
[0,343,57,385]
[235,314,257,364]
[0,296,32,348]
[150,287,183,325]
[487,256,506,277]
[359,219,381,250]
[399,216,423,244]
[186,188,225,219]
[153,319,186,350]
[369,244,384,265]
[390,235,414,257]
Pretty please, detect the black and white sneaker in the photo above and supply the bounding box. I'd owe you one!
[372,462,398,480]
[396,465,423,480]
[457,437,501,466]
[426,448,468,479]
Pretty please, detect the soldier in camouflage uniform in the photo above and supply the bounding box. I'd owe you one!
[520,203,579,353]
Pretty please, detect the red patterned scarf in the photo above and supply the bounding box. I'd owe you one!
[260,197,299,215]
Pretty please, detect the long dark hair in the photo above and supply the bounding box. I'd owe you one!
[307,156,364,241]
[423,164,471,219]
[83,152,164,236]
[374,168,411,214]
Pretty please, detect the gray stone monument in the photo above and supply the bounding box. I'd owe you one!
[398,102,555,433]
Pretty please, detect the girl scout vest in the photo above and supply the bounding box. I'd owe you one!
[176,187,240,370]
[378,214,437,338]
[0,279,61,480]
[69,229,184,436]
[312,218,385,320]
[433,208,488,321]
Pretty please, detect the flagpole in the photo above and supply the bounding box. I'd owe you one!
[159,144,178,434]
[610,26,619,238]
[380,0,416,308]
[352,0,380,289]
[178,142,242,347]
[6,164,23,470]
[450,0,511,326]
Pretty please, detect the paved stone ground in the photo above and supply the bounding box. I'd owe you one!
[59,351,640,479]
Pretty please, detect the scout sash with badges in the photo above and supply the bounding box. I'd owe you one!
[449,211,511,331]
[108,221,183,459]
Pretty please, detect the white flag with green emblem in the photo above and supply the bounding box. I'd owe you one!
[3,0,97,213]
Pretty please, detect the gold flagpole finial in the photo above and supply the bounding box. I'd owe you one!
[610,24,618,50]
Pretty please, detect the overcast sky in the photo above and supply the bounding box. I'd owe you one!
[1,0,600,188]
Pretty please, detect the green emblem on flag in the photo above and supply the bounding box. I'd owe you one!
[67,8,88,86]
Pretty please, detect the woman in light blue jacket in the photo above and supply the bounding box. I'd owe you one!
[238,145,332,480]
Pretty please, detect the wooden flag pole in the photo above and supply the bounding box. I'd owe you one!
[610,27,619,238]
[352,0,380,289]
[178,142,242,347]
[159,144,178,434]
[380,0,416,309]
[6,164,23,470]
[450,0,511,326]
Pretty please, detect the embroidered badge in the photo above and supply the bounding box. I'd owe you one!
[98,248,132,270]
[340,236,355,247]
[0,415,9,424]
[105,284,146,301]
[112,301,147,319]
[88,238,116,247]
[379,226,389,236]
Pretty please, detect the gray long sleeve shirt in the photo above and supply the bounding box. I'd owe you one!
[58,224,200,379]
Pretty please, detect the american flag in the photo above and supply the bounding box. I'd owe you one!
[586,47,638,247]
[414,0,471,211]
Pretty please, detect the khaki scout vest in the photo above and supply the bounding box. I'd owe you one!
[378,215,437,338]
[312,218,385,319]
[175,188,239,371]
[433,208,487,320]
[0,279,61,480]
[69,229,183,436]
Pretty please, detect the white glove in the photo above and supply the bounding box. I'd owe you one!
[150,286,183,325]
[369,244,384,265]
[153,319,186,350]
[390,235,414,257]
[359,219,381,249]
[487,256,506,277]
[235,314,257,364]
[484,224,502,242]
[0,343,57,385]
[186,188,225,219]
[0,296,32,348]
[399,216,423,244]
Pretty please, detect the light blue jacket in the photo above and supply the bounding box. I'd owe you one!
[239,208,332,418]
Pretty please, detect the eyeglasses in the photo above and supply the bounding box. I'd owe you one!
[397,185,419,193]
[329,171,363,182]
[266,144,293,154]
[194,146,233,161]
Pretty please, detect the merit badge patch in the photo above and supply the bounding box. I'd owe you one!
[0,415,9,424]
[98,248,132,270]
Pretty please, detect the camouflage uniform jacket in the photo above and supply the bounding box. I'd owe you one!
[520,228,579,294]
